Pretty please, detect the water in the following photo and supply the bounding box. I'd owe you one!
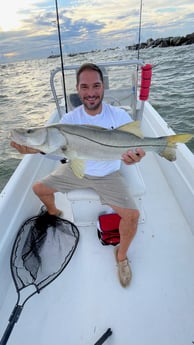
[0,45,194,191]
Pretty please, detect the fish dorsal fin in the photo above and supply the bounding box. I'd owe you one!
[117,121,144,138]
[70,159,85,179]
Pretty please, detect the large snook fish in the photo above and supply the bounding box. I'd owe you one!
[10,122,194,178]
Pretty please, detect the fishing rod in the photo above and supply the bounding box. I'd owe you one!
[137,0,143,60]
[136,0,152,121]
[131,0,143,120]
[55,0,68,113]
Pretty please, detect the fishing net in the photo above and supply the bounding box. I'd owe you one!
[0,209,79,345]
[12,210,79,291]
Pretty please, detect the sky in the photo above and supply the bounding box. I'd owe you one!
[0,0,194,64]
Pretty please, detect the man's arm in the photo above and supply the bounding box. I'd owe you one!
[10,141,41,154]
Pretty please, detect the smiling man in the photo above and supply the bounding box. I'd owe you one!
[11,63,145,287]
[76,65,104,113]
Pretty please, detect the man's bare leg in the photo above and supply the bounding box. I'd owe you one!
[110,205,139,286]
[33,181,61,216]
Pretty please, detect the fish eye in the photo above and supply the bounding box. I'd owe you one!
[27,129,33,134]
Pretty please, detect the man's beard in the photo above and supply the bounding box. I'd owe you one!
[80,92,104,111]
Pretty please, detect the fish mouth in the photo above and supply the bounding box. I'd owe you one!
[10,130,16,141]
[10,130,26,145]
[8,131,12,139]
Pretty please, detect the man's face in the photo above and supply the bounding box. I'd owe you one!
[77,69,104,115]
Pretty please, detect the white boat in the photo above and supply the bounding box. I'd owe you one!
[0,59,194,345]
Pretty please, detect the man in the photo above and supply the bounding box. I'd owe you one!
[11,63,145,287]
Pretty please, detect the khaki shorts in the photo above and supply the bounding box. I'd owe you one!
[40,163,137,209]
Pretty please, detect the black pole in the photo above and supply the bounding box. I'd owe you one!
[0,305,23,345]
[137,0,143,60]
[55,0,68,113]
[94,328,112,345]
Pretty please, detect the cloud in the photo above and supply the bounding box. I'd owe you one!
[0,0,194,63]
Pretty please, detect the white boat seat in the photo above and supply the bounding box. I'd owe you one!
[69,93,82,108]
[67,164,146,226]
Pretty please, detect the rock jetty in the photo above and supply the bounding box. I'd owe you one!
[127,32,194,50]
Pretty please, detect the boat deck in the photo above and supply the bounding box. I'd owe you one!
[1,153,194,345]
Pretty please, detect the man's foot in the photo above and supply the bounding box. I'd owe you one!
[48,209,63,217]
[114,246,132,287]
[55,210,63,218]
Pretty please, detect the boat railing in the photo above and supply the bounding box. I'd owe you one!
[49,59,151,121]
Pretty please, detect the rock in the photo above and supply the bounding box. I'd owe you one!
[184,32,194,45]
[126,32,194,50]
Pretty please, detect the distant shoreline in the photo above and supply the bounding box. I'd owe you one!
[127,32,194,50]
[47,54,60,59]
[47,32,194,59]
[47,47,117,59]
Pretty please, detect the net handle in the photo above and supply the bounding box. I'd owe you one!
[94,328,112,345]
[0,304,23,345]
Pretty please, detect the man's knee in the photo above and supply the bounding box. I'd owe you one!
[32,181,53,195]
[33,181,57,197]
[32,181,42,196]
[130,209,140,221]
[122,209,139,226]
[112,205,140,223]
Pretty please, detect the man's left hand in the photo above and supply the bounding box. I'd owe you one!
[122,148,145,165]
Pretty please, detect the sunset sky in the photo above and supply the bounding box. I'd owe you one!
[0,0,194,63]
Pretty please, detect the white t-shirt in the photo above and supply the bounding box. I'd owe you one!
[60,102,133,176]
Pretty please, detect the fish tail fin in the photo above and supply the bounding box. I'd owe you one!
[160,133,194,161]
[167,133,194,146]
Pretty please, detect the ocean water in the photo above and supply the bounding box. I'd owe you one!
[0,45,194,191]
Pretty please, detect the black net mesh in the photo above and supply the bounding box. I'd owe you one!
[11,211,79,293]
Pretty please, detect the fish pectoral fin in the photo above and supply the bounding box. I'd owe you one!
[117,121,144,138]
[70,159,85,179]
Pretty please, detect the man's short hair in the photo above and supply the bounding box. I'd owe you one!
[76,63,104,85]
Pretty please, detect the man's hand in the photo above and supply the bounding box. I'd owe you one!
[10,141,41,154]
[122,148,145,165]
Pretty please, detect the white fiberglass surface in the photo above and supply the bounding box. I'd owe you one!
[1,154,194,345]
